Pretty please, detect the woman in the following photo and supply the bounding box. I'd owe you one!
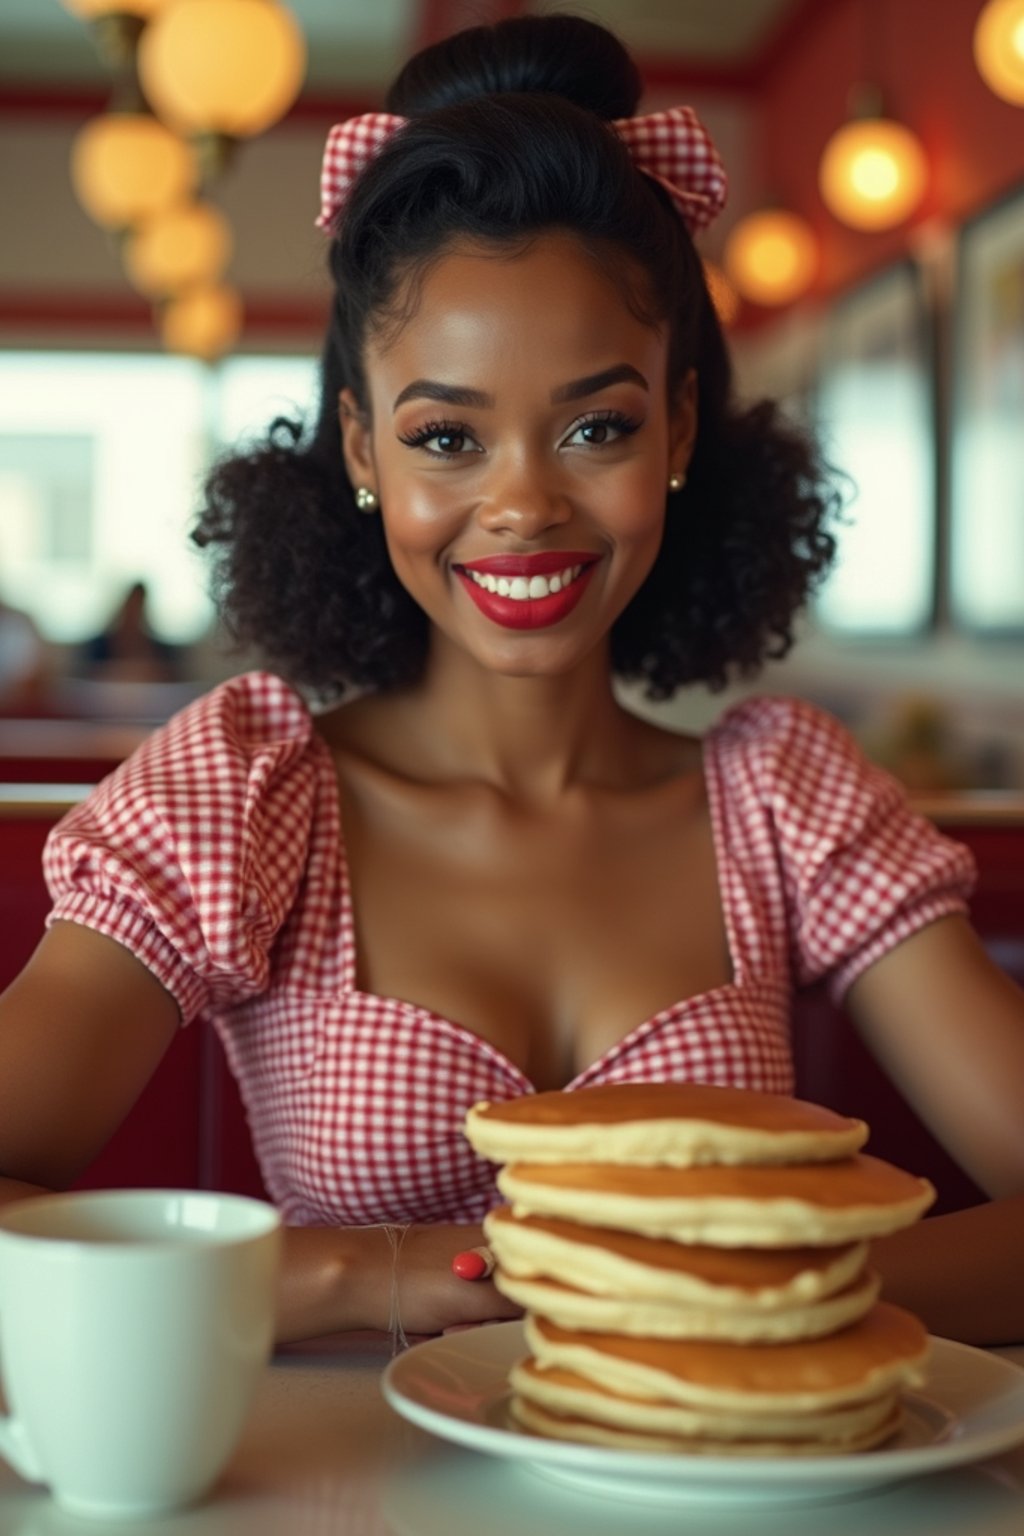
[1,16,1022,1345]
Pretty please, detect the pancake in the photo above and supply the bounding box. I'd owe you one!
[466,1083,868,1167]
[483,1207,869,1308]
[524,1304,930,1412]
[464,1086,932,1458]
[510,1394,902,1456]
[509,1357,901,1444]
[494,1267,880,1341]
[497,1155,935,1245]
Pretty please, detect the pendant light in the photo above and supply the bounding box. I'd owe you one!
[123,200,233,298]
[818,1,927,233]
[819,83,927,231]
[71,111,195,229]
[974,0,1024,106]
[723,208,818,308]
[160,282,244,361]
[138,0,306,179]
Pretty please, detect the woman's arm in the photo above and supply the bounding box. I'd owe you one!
[845,914,1024,1342]
[0,923,517,1342]
[276,1222,519,1343]
[870,1195,1024,1346]
[0,922,181,1193]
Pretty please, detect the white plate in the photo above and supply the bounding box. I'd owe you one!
[382,1321,1024,1506]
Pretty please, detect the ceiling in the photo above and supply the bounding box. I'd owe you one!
[0,0,805,98]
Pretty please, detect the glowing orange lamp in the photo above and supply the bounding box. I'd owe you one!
[160,282,244,360]
[71,112,195,229]
[138,0,306,140]
[723,209,818,308]
[819,87,927,231]
[124,200,233,298]
[974,0,1024,105]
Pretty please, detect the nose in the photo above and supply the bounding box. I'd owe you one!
[474,456,572,541]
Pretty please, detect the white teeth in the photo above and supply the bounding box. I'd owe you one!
[465,563,585,600]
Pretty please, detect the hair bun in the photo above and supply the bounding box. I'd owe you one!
[385,15,642,122]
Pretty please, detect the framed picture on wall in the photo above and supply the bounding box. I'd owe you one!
[950,183,1024,635]
[812,260,936,637]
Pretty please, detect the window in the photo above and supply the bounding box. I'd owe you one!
[812,264,935,636]
[0,351,317,645]
[951,188,1024,633]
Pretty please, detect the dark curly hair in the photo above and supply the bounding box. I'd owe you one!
[194,14,839,700]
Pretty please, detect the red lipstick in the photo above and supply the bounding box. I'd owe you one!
[459,551,597,577]
[454,552,600,631]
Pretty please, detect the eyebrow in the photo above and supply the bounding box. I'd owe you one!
[392,380,492,412]
[391,364,649,414]
[552,364,650,404]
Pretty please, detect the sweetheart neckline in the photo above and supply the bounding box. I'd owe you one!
[305,722,751,1088]
[342,976,766,1093]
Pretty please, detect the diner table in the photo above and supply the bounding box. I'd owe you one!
[1,1328,1023,1536]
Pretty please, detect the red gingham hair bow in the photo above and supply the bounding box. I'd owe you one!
[316,105,727,236]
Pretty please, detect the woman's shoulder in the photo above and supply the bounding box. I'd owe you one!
[170,668,312,741]
[43,671,327,1019]
[65,670,323,839]
[132,669,316,773]
[703,692,895,828]
[705,693,857,770]
[702,698,975,999]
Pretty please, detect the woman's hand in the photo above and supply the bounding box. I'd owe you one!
[277,1221,521,1342]
[391,1223,521,1337]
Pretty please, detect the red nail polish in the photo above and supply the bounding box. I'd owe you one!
[451,1247,494,1280]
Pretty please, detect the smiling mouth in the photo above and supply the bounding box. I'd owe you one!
[461,561,589,601]
[452,558,600,631]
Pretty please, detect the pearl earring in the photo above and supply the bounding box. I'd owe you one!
[668,472,686,492]
[355,486,379,512]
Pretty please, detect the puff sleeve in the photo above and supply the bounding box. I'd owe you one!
[727,697,977,1002]
[43,671,320,1024]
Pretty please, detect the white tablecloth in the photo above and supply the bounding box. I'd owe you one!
[1,1336,1022,1535]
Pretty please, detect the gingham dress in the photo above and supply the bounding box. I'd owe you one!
[43,672,975,1227]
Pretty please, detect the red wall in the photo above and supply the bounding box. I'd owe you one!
[757,0,1024,298]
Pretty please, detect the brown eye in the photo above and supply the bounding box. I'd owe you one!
[564,411,643,449]
[398,420,480,458]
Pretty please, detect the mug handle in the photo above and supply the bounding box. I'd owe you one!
[0,1403,46,1484]
[0,1246,46,1482]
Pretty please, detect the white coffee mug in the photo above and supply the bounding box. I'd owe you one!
[0,1189,281,1519]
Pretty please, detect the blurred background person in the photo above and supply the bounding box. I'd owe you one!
[0,588,50,715]
[71,580,188,686]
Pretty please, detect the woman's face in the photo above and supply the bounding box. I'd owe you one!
[340,230,696,680]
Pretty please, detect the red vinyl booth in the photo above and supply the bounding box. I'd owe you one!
[0,786,266,1199]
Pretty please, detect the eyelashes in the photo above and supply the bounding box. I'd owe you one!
[397,409,644,460]
[397,419,476,457]
[570,409,644,447]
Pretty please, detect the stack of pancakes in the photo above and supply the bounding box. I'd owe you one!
[464,1082,934,1456]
